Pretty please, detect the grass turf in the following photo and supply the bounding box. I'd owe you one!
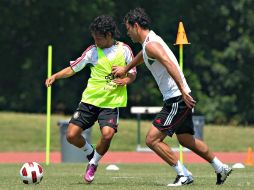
[0,163,253,190]
[0,112,254,152]
[1,112,254,189]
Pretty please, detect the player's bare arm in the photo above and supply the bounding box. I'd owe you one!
[113,72,136,86]
[145,42,196,108]
[45,66,75,87]
[112,51,143,77]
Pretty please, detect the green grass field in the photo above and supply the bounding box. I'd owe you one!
[1,112,254,189]
[0,112,254,152]
[0,163,253,190]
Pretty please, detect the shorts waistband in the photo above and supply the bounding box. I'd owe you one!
[164,95,182,104]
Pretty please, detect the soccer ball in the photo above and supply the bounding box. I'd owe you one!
[19,162,43,184]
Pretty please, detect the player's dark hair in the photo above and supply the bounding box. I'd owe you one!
[89,15,120,38]
[124,7,151,29]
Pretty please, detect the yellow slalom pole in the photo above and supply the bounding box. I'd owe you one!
[179,44,183,71]
[46,45,52,165]
[174,21,190,163]
[179,44,183,163]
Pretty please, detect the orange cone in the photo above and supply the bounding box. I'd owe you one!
[174,22,190,45]
[245,147,254,166]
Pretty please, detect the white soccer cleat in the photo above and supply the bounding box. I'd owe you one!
[216,164,232,185]
[167,175,194,187]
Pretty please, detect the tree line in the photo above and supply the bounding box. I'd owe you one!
[0,0,253,124]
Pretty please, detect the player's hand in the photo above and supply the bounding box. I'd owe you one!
[112,66,127,77]
[182,90,196,109]
[113,78,128,86]
[45,75,56,87]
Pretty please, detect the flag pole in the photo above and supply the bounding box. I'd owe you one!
[174,22,190,163]
[46,45,52,165]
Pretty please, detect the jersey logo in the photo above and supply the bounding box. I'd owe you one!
[104,73,117,90]
[105,73,115,82]
[73,111,80,119]
[155,118,161,124]
[108,119,115,125]
[147,59,154,65]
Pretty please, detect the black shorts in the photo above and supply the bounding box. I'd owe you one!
[152,95,194,137]
[69,102,119,131]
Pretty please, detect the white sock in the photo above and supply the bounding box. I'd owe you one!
[182,164,192,176]
[173,160,186,176]
[211,157,223,173]
[89,150,102,165]
[81,141,93,155]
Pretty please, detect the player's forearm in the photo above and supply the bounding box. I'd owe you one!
[125,51,143,72]
[54,66,75,79]
[166,62,186,93]
[125,73,136,85]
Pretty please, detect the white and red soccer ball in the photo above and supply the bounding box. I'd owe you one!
[19,162,43,184]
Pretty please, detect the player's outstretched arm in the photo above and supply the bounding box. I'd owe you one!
[112,51,143,77]
[45,66,75,87]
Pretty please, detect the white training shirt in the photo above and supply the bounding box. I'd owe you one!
[70,42,136,74]
[142,30,191,101]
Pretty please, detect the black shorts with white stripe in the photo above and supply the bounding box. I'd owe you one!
[152,95,194,137]
[69,102,119,131]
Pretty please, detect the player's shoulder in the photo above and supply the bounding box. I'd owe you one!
[144,32,163,51]
[116,41,133,52]
[83,44,96,54]
[78,44,97,59]
[145,31,161,44]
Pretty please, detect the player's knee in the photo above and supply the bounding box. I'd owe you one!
[102,131,114,142]
[66,131,77,144]
[145,135,156,148]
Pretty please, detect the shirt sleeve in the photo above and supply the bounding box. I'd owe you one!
[123,43,137,74]
[70,45,95,72]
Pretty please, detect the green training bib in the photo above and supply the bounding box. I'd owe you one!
[81,42,127,108]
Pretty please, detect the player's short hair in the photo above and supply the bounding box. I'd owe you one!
[124,8,151,29]
[89,15,120,38]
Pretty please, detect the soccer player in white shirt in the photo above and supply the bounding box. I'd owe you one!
[112,8,232,186]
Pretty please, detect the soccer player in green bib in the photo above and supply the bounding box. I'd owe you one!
[45,15,136,183]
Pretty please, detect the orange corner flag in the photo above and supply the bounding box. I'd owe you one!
[174,22,190,45]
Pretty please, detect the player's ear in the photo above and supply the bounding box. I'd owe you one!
[134,22,140,28]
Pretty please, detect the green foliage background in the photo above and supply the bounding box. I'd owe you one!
[0,0,253,124]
